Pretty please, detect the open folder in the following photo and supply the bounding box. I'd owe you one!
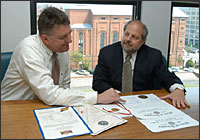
[33,105,127,139]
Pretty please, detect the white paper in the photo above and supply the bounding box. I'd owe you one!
[139,114,199,132]
[34,107,91,139]
[95,104,133,118]
[120,93,199,132]
[74,105,127,135]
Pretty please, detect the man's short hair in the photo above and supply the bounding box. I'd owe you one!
[123,20,148,40]
[38,7,70,35]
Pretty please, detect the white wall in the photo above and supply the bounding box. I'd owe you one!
[1,1,30,52]
[141,1,171,58]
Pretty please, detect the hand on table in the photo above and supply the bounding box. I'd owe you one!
[160,89,190,108]
[97,88,126,104]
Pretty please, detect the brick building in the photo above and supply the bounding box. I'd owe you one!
[170,7,188,67]
[65,9,131,70]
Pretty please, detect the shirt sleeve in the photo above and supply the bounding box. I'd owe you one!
[17,46,97,106]
[169,83,185,92]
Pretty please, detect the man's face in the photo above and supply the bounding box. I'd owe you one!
[121,21,146,54]
[44,24,72,53]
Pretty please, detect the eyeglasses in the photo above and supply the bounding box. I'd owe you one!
[102,102,132,116]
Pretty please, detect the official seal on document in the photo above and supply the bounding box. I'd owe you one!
[138,95,148,99]
[98,121,109,125]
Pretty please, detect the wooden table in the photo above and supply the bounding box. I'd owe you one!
[1,89,199,139]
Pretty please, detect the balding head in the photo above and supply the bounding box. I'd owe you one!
[123,20,148,40]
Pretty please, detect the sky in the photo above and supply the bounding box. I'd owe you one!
[39,3,133,15]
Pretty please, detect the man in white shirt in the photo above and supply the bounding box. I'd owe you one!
[93,20,190,108]
[1,7,125,106]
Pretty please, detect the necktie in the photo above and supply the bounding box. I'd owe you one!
[122,54,132,92]
[52,53,60,85]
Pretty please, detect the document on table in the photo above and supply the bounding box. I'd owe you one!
[33,106,92,139]
[120,94,199,132]
[34,105,127,138]
[95,103,133,118]
[74,104,127,135]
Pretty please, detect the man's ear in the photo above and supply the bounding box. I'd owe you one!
[40,34,49,46]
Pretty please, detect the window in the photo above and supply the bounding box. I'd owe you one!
[100,32,105,49]
[112,31,118,43]
[31,0,140,89]
[180,18,185,22]
[125,17,130,20]
[101,17,106,20]
[78,32,83,54]
[169,2,199,94]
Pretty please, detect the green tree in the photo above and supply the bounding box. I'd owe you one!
[177,55,183,67]
[185,60,194,68]
[185,47,193,54]
[169,60,172,67]
[70,51,91,70]
[70,51,83,69]
[82,58,91,71]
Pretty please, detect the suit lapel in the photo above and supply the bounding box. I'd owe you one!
[113,43,123,87]
[133,45,148,88]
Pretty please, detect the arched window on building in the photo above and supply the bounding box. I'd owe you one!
[100,32,105,49]
[113,31,118,43]
[78,32,83,54]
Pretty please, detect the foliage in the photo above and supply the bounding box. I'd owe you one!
[70,51,83,64]
[185,59,194,68]
[82,58,91,71]
[168,60,172,67]
[185,47,193,53]
[70,51,91,70]
[176,55,183,66]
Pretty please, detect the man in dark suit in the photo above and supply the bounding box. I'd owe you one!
[92,20,189,108]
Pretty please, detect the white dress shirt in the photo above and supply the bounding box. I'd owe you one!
[1,34,97,106]
[122,50,185,92]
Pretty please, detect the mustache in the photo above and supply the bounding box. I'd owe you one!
[123,41,132,46]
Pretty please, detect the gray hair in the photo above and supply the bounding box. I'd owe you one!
[123,20,148,40]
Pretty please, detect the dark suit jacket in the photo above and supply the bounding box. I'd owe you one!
[92,41,184,94]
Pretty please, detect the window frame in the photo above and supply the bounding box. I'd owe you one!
[78,32,84,54]
[30,0,141,35]
[100,32,105,49]
[167,1,199,67]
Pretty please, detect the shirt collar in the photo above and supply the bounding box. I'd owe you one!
[122,49,137,62]
[37,34,54,59]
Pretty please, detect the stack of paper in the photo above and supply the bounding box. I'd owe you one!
[74,104,127,135]
[121,94,199,132]
[34,105,127,139]
[33,106,92,139]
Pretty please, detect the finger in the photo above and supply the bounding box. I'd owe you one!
[180,100,186,108]
[160,95,169,100]
[172,98,177,107]
[118,98,126,102]
[176,99,181,108]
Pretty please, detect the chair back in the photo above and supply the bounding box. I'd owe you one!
[1,52,13,81]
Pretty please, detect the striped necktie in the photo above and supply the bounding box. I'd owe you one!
[122,54,132,92]
[52,53,60,85]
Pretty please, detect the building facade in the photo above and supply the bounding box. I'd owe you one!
[179,7,199,48]
[170,7,188,67]
[66,9,131,70]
